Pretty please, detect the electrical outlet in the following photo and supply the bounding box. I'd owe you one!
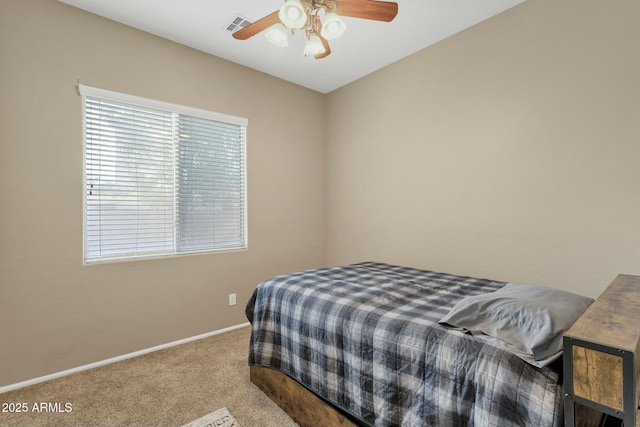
[228,293,237,306]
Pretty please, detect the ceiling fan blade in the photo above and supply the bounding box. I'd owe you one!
[232,11,280,40]
[337,0,398,22]
[315,35,331,59]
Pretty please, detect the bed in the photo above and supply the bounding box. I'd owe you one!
[245,262,596,427]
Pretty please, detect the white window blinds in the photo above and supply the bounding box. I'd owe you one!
[80,85,247,263]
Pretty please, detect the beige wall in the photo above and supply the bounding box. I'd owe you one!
[326,0,640,297]
[0,0,326,386]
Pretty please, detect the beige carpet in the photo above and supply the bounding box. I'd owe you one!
[0,326,298,427]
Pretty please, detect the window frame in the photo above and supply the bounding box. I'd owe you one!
[79,84,248,264]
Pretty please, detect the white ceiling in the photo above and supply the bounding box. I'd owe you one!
[57,0,526,94]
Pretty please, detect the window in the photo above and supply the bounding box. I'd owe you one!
[80,84,247,263]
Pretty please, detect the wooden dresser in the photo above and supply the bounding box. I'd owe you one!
[563,274,640,427]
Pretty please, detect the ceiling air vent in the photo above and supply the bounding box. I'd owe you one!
[226,15,252,33]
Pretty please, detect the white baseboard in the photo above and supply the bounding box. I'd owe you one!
[0,322,251,395]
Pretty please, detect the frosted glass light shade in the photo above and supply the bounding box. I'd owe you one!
[279,0,307,29]
[265,23,289,47]
[320,12,346,40]
[303,34,325,56]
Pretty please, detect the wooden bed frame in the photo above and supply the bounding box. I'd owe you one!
[249,274,640,427]
[250,365,609,427]
[250,365,360,427]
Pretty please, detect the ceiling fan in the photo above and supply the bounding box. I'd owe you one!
[232,0,399,59]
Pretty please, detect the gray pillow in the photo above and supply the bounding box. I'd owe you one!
[439,283,594,367]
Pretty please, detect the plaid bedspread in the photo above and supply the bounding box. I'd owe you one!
[246,262,563,427]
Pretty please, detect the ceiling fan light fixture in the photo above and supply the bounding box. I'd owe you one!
[320,12,346,40]
[303,34,325,56]
[279,0,307,29]
[265,23,289,47]
[233,0,398,59]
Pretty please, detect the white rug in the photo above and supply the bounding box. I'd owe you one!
[182,407,242,427]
